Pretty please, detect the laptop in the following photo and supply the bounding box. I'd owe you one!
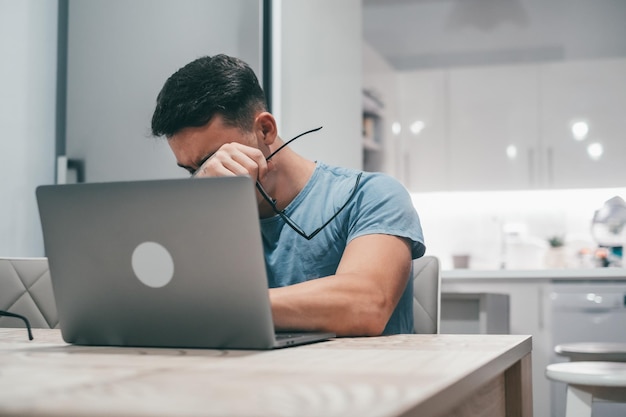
[36,176,334,349]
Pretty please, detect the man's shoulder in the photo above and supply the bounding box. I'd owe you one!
[318,163,407,191]
[359,171,410,199]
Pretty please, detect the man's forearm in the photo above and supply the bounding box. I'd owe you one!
[269,272,400,337]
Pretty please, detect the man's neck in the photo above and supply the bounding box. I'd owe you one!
[257,147,315,219]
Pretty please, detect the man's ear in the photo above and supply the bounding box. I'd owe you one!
[254,112,277,145]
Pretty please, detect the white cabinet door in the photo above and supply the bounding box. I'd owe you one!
[442,279,553,417]
[540,58,626,189]
[447,65,541,191]
[398,70,448,191]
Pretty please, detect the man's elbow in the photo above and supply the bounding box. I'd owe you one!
[349,293,394,336]
[358,318,388,337]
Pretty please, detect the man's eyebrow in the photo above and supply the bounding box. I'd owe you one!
[177,152,215,175]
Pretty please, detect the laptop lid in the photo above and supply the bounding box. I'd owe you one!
[36,176,332,349]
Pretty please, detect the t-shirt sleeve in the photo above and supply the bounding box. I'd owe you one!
[346,173,426,259]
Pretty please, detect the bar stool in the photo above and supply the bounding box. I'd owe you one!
[545,361,626,417]
[555,342,626,362]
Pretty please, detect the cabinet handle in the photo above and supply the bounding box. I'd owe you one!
[56,155,85,184]
[528,148,535,186]
[546,147,554,186]
[538,286,544,330]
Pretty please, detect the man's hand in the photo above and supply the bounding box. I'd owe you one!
[194,142,272,181]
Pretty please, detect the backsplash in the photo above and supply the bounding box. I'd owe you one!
[411,187,626,270]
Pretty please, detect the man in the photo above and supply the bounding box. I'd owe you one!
[151,54,425,336]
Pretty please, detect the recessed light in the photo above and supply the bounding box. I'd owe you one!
[571,121,589,141]
[506,145,517,160]
[587,142,603,160]
[410,120,425,135]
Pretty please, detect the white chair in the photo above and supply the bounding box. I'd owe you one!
[555,342,626,362]
[546,361,626,417]
[412,256,441,334]
[550,342,626,416]
[0,257,58,329]
[1,255,441,335]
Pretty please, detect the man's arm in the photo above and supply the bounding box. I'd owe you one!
[269,233,413,336]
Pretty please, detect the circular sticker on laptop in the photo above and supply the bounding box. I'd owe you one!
[131,241,174,288]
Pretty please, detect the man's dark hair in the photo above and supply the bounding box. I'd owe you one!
[151,54,267,138]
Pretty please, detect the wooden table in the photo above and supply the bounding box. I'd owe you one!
[0,329,532,417]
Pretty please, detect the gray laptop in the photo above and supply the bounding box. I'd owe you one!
[36,176,334,349]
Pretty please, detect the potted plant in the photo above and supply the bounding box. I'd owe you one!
[545,235,566,268]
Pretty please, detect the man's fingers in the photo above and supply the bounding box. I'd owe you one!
[195,142,268,179]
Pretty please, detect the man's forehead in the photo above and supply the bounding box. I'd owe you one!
[168,118,250,169]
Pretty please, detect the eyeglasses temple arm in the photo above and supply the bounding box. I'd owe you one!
[0,311,34,340]
[256,181,277,206]
[266,126,323,161]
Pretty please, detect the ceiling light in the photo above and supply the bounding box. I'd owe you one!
[391,122,402,136]
[587,142,603,160]
[410,120,425,135]
[506,145,518,160]
[571,121,589,141]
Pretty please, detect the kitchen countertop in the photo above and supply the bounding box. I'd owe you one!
[442,267,626,280]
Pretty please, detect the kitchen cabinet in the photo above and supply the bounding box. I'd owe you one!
[398,64,542,191]
[447,64,540,190]
[442,268,626,417]
[441,276,553,417]
[540,58,626,189]
[440,292,510,334]
[549,281,626,417]
[397,58,626,191]
[397,70,447,191]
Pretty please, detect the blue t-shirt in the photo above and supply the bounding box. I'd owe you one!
[260,162,425,334]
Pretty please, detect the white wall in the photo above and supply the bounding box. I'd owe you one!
[364,0,626,70]
[274,0,362,170]
[65,0,262,183]
[0,0,58,256]
[414,187,626,270]
[1,0,364,256]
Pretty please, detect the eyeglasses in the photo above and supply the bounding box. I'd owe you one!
[0,310,33,340]
[256,127,363,240]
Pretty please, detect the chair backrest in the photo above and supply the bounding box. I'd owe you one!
[0,255,443,333]
[412,256,441,334]
[0,257,58,328]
